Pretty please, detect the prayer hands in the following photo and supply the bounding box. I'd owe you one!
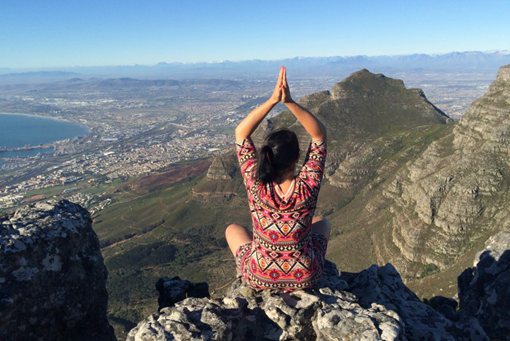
[270,66,293,104]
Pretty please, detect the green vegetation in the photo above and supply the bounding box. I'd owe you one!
[419,263,441,278]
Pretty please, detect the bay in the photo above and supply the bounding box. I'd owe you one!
[0,113,90,161]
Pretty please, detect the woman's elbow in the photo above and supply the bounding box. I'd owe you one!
[235,127,249,143]
[319,124,327,140]
[315,127,327,141]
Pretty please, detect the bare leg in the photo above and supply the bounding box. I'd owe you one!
[225,223,252,256]
[311,215,330,239]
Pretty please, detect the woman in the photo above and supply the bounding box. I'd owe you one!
[225,66,329,291]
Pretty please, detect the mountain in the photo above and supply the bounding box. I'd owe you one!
[373,64,510,291]
[196,68,449,202]
[4,51,510,80]
[0,71,81,84]
[92,68,454,336]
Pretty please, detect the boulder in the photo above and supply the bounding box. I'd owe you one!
[127,261,489,340]
[458,248,510,340]
[0,200,115,341]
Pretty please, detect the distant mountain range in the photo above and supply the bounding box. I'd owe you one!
[1,51,510,81]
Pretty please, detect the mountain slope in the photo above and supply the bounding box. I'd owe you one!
[378,64,510,291]
[94,69,454,337]
[325,65,510,297]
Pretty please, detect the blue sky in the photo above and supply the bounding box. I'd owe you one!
[1,0,509,68]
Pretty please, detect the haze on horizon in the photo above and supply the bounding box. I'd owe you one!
[1,0,510,69]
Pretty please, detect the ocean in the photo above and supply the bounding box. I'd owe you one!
[0,113,90,161]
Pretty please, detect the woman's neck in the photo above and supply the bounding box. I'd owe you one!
[276,172,294,184]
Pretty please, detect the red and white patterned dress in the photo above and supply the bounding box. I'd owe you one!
[234,136,328,291]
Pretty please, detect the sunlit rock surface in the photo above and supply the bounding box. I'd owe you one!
[0,200,115,341]
[127,260,496,341]
[379,64,510,278]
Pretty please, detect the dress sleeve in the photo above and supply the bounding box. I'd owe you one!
[297,138,327,200]
[235,137,258,190]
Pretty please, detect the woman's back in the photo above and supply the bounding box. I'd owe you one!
[235,136,327,291]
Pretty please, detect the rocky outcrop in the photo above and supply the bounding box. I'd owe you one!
[206,153,238,180]
[378,64,510,278]
[127,258,507,341]
[458,248,510,340]
[156,276,209,310]
[0,200,115,341]
[1,200,508,341]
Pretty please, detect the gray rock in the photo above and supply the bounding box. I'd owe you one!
[156,276,209,310]
[458,248,510,340]
[128,259,491,341]
[345,264,487,341]
[128,254,510,340]
[0,200,115,341]
[127,261,403,341]
[379,64,510,279]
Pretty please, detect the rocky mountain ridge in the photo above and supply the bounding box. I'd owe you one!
[197,68,450,197]
[375,64,510,280]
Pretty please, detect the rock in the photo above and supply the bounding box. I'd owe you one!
[474,230,510,266]
[0,200,115,341]
[206,153,238,180]
[127,260,493,341]
[156,276,209,310]
[458,248,510,340]
[379,64,510,279]
[344,264,486,340]
[424,296,458,321]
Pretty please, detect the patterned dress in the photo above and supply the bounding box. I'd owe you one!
[234,136,328,291]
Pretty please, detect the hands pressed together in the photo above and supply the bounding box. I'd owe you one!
[235,65,325,143]
[270,66,293,105]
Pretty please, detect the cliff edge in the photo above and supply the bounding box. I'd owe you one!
[0,200,115,341]
[1,199,508,341]
[128,250,510,341]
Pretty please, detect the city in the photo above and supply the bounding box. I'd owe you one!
[0,70,493,212]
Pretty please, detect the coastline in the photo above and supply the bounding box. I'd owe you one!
[0,113,91,154]
[0,112,91,132]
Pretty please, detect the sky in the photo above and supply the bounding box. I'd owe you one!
[1,0,510,68]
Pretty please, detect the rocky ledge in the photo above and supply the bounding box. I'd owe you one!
[127,248,510,341]
[1,200,508,341]
[0,200,115,341]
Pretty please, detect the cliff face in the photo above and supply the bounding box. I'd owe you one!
[378,65,510,277]
[0,200,115,341]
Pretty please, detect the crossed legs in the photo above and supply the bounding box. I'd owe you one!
[225,215,330,257]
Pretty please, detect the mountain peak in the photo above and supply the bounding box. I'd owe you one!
[496,64,510,82]
[331,68,406,100]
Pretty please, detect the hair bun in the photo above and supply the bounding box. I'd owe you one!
[257,128,299,183]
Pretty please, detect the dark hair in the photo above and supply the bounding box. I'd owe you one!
[257,128,300,184]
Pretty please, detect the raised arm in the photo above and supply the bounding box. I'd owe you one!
[235,67,284,145]
[281,67,327,141]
